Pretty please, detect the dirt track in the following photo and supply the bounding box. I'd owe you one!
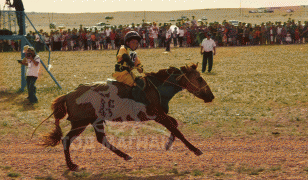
[1,134,308,179]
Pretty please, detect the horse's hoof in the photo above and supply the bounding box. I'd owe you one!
[165,143,172,151]
[68,164,79,171]
[194,149,203,156]
[124,156,133,161]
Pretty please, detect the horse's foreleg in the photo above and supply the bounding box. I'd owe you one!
[165,133,175,151]
[165,117,178,151]
[62,122,88,171]
[155,115,203,156]
[93,122,132,161]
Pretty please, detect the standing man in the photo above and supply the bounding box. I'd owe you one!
[18,46,40,104]
[165,25,172,52]
[178,26,185,47]
[7,0,25,35]
[201,33,216,73]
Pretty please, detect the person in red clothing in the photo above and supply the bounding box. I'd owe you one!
[185,28,191,47]
[80,30,87,50]
[91,32,97,50]
[295,27,300,44]
[110,29,116,49]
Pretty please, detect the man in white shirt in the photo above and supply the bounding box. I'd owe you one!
[178,26,185,47]
[165,25,172,51]
[105,27,111,49]
[201,33,216,73]
[18,46,41,104]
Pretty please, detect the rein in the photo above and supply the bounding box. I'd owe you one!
[163,68,208,96]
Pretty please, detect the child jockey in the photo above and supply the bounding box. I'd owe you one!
[112,31,149,105]
[112,31,143,87]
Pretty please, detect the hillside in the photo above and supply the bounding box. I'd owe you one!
[2,6,308,32]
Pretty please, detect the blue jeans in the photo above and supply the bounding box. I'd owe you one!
[15,11,25,35]
[26,76,38,103]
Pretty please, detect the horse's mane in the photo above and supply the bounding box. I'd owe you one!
[144,63,198,81]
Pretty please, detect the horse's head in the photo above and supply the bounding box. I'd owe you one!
[176,63,214,103]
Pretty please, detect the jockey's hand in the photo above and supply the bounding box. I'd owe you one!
[137,68,143,73]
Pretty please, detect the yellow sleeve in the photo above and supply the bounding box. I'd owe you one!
[116,46,128,63]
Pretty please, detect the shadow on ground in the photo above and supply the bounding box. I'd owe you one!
[0,90,36,111]
[62,170,177,180]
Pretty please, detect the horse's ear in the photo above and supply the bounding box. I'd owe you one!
[191,63,198,70]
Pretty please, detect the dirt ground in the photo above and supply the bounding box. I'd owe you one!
[1,134,308,179]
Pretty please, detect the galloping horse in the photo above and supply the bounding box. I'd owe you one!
[41,63,214,171]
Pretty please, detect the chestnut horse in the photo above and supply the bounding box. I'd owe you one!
[41,63,214,171]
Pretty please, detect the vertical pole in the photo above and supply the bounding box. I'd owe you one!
[20,12,26,92]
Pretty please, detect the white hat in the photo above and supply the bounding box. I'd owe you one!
[23,45,29,53]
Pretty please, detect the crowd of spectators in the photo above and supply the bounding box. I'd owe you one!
[1,19,308,52]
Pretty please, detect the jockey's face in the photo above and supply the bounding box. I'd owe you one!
[128,39,139,51]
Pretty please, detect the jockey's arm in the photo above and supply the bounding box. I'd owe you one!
[121,54,135,67]
[136,64,143,73]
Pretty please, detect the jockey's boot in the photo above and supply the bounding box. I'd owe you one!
[132,78,149,106]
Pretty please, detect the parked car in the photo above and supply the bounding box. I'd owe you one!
[201,16,207,21]
[249,10,257,13]
[105,16,114,20]
[266,9,274,13]
[286,9,294,13]
[229,20,239,26]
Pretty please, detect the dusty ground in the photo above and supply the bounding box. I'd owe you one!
[1,133,308,179]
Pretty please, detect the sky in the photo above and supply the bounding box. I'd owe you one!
[1,0,307,13]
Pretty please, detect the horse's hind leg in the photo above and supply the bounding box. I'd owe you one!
[93,120,132,160]
[62,120,88,171]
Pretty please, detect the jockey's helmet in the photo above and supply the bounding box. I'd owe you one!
[124,31,141,45]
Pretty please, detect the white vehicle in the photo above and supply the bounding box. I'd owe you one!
[201,16,208,21]
[229,20,239,26]
[287,9,294,13]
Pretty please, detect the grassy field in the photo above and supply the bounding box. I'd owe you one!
[1,44,308,138]
[1,44,308,179]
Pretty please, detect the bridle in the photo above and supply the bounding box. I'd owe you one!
[163,68,209,96]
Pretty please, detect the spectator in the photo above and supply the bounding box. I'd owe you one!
[110,29,116,49]
[165,25,172,51]
[105,27,111,49]
[86,31,92,50]
[302,22,308,43]
[201,33,216,73]
[18,46,40,104]
[172,27,178,47]
[178,26,185,47]
[8,0,25,35]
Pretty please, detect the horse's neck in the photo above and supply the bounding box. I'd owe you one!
[146,71,182,101]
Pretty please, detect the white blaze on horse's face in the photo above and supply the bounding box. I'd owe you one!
[76,84,156,124]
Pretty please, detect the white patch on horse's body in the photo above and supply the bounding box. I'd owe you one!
[76,84,156,123]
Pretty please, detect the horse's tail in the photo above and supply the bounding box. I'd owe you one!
[42,94,67,147]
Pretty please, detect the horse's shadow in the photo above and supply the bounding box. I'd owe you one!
[62,170,177,180]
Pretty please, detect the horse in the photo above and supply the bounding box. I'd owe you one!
[39,63,214,171]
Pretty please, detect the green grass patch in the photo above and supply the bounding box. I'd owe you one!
[7,172,21,177]
[72,170,91,178]
[191,169,203,176]
[34,176,55,180]
[270,166,281,171]
[0,165,11,170]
